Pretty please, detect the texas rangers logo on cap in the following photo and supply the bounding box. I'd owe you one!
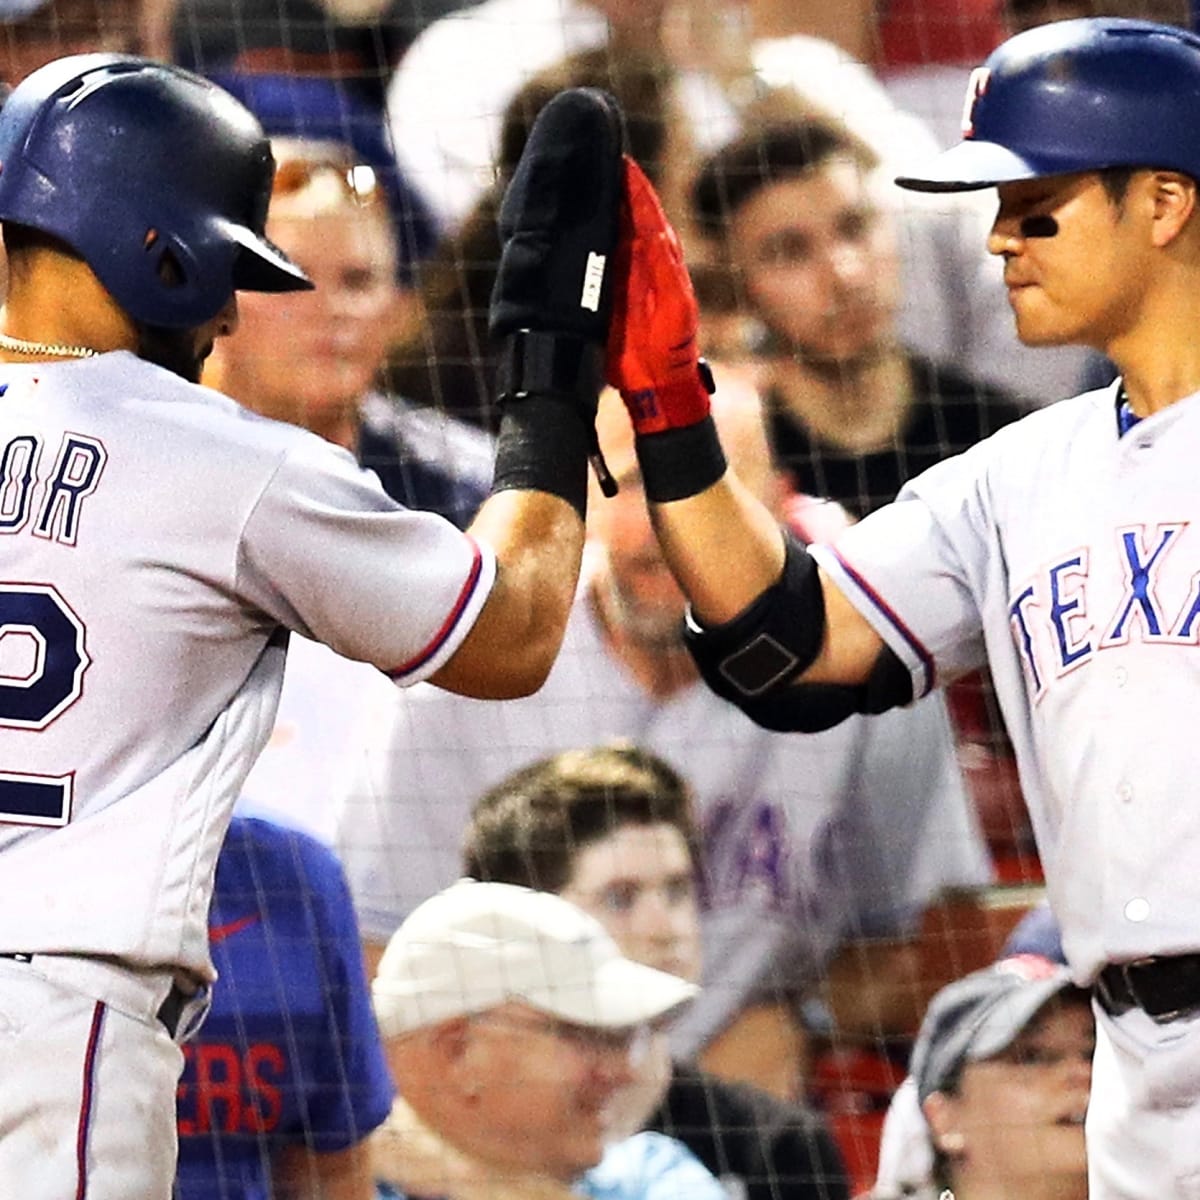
[996,953,1062,982]
[960,67,990,139]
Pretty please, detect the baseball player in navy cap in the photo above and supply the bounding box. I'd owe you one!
[599,16,1200,1197]
[0,57,626,1198]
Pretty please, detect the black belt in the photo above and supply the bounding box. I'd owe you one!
[1095,955,1200,1021]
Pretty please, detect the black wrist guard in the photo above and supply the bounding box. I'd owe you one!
[635,413,727,504]
[491,395,591,520]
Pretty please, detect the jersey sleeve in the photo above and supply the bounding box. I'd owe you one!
[237,436,496,685]
[809,439,999,698]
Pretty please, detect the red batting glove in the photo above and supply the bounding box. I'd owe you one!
[606,157,713,436]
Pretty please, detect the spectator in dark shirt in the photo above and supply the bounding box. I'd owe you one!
[206,134,491,530]
[691,116,1028,521]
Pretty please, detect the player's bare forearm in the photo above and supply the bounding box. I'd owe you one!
[649,471,786,626]
[608,158,883,700]
[431,490,584,699]
[650,476,883,687]
[432,86,622,701]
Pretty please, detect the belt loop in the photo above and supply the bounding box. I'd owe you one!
[1094,969,1117,1015]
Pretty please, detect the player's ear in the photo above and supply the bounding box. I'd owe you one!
[1148,171,1197,249]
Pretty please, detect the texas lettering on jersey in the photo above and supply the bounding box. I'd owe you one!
[1009,521,1198,700]
[697,796,851,934]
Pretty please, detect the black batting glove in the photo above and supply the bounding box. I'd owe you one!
[488,87,626,513]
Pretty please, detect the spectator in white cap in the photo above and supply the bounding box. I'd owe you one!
[871,954,1093,1200]
[370,878,727,1200]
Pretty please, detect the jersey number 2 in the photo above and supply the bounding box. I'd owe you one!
[0,584,89,826]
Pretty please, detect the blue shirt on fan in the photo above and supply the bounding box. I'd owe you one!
[375,1130,729,1200]
[175,815,394,1199]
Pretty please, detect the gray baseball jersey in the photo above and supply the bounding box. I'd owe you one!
[810,380,1197,984]
[0,353,495,982]
[335,569,991,1053]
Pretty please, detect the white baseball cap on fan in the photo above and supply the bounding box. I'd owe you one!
[372,878,698,1039]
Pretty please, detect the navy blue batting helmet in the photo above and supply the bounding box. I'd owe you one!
[0,54,312,327]
[896,18,1200,193]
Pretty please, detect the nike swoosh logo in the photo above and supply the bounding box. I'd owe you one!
[209,914,261,944]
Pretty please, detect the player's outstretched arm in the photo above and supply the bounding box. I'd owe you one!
[430,88,626,700]
[432,490,584,699]
[606,160,887,713]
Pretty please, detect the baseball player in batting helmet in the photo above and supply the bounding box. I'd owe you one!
[0,53,313,379]
[0,54,627,1198]
[597,17,1200,1199]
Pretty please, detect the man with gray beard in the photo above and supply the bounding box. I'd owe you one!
[334,374,992,1101]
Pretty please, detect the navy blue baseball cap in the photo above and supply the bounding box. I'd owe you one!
[897,18,1200,192]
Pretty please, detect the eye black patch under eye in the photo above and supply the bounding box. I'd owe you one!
[1020,215,1059,238]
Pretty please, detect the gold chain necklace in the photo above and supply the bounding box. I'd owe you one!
[0,332,99,360]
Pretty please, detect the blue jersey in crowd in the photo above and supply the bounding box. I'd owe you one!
[176,815,394,1199]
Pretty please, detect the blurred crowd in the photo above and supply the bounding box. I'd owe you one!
[3,0,1187,1196]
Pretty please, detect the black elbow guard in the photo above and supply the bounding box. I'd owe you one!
[684,531,825,709]
[683,531,913,732]
[728,652,913,732]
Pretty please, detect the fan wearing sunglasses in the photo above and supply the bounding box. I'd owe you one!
[207,137,495,531]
